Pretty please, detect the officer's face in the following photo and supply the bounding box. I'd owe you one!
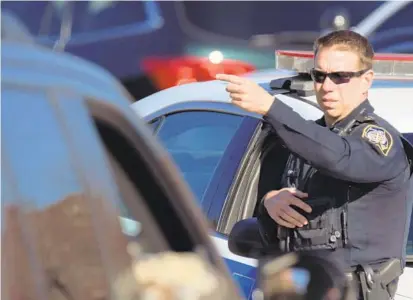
[313,47,374,125]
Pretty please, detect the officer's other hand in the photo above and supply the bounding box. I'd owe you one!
[216,73,274,115]
[263,188,312,228]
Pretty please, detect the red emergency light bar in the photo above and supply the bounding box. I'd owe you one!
[142,56,255,90]
[275,50,413,78]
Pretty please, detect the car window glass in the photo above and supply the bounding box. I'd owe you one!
[155,111,244,204]
[2,1,156,38]
[369,2,413,53]
[371,2,413,34]
[180,2,378,40]
[1,90,135,300]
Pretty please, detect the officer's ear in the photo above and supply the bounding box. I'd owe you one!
[361,69,374,93]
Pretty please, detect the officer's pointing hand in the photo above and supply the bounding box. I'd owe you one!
[216,74,274,115]
[263,188,312,228]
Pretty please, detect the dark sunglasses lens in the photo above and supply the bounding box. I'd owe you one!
[311,70,326,83]
[329,72,352,84]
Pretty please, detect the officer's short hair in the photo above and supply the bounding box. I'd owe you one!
[313,30,374,70]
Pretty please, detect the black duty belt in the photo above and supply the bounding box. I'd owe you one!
[345,259,402,300]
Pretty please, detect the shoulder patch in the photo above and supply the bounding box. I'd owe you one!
[361,124,394,156]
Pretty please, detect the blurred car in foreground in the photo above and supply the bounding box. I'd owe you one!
[1,14,242,300]
[131,50,413,300]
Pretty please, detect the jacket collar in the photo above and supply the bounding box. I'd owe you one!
[316,99,374,131]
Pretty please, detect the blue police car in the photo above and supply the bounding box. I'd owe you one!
[131,51,413,300]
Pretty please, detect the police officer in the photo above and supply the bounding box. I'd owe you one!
[217,30,413,300]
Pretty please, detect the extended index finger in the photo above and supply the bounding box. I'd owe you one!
[216,73,244,85]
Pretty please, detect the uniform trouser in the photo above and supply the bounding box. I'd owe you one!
[346,272,399,300]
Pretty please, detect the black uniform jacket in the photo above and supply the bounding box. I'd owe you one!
[263,98,412,269]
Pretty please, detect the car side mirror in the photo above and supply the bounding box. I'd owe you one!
[228,217,267,259]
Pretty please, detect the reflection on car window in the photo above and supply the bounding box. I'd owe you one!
[369,2,413,53]
[70,1,148,35]
[371,2,413,34]
[155,111,243,204]
[2,1,157,38]
[2,90,134,300]
[403,132,413,257]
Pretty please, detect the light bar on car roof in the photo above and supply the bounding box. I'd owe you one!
[275,50,413,78]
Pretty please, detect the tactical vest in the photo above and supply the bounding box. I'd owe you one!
[277,109,378,252]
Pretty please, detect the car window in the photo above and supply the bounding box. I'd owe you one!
[180,2,379,39]
[370,2,413,34]
[1,89,136,300]
[369,2,413,53]
[154,111,244,205]
[91,114,240,299]
[2,1,159,40]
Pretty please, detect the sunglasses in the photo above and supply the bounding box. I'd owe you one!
[310,68,369,84]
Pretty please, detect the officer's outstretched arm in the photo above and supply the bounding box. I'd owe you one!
[264,99,407,183]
